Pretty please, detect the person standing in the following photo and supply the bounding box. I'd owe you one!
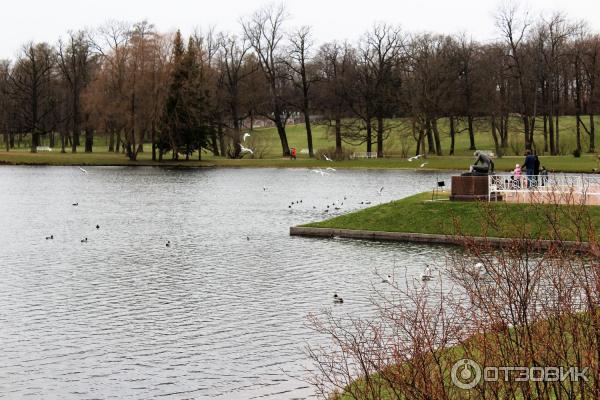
[523,150,536,188]
[540,166,549,186]
[513,164,522,188]
[533,153,540,187]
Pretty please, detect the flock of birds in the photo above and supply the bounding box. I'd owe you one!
[408,154,428,168]
[333,266,436,304]
[240,133,254,155]
[286,189,388,214]
[55,151,436,306]
[44,168,169,246]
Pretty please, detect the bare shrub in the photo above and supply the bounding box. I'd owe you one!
[307,190,600,399]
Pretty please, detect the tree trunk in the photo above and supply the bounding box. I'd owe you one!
[431,118,442,156]
[217,123,225,158]
[590,114,596,153]
[555,113,560,155]
[274,116,290,156]
[376,115,384,158]
[60,132,66,153]
[115,131,121,153]
[500,115,509,149]
[109,130,114,152]
[334,116,342,157]
[151,124,156,161]
[210,129,219,156]
[416,125,424,156]
[425,118,435,155]
[449,117,455,156]
[85,128,93,152]
[522,115,531,151]
[543,115,548,153]
[304,109,314,158]
[467,115,476,150]
[4,133,9,151]
[491,116,501,157]
[366,117,372,153]
[72,129,79,153]
[30,131,40,153]
[549,113,555,156]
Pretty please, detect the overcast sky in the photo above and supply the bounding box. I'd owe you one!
[1,0,599,59]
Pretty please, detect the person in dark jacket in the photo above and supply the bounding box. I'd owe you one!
[523,150,536,188]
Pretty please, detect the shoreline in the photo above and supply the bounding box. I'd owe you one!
[289,226,587,250]
[1,155,600,173]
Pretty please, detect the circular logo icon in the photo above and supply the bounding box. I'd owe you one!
[451,358,482,390]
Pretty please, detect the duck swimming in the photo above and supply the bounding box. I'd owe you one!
[333,294,344,304]
[166,240,171,247]
[45,235,54,240]
[81,237,88,243]
[421,265,433,281]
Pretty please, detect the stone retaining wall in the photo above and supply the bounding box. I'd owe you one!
[290,226,586,251]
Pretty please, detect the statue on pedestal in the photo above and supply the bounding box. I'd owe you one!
[463,151,494,176]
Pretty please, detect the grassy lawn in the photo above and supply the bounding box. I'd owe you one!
[2,148,600,173]
[2,116,600,171]
[303,192,600,241]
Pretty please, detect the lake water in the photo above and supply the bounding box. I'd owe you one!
[0,166,454,399]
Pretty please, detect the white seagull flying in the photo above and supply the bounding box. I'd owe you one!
[79,167,88,174]
[311,169,329,176]
[240,144,254,154]
[408,154,424,162]
[243,133,251,142]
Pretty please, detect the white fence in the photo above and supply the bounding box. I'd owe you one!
[488,174,600,204]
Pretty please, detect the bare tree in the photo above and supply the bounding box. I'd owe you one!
[359,24,403,158]
[57,30,93,153]
[242,3,291,156]
[10,42,57,153]
[286,25,317,157]
[496,2,536,150]
[216,32,255,158]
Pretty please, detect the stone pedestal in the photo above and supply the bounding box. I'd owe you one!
[450,175,496,201]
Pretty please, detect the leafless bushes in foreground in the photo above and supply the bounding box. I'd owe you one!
[307,198,600,399]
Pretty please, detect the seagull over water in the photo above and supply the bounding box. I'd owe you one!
[240,144,254,154]
[378,186,384,195]
[311,169,329,176]
[326,167,336,172]
[79,167,88,173]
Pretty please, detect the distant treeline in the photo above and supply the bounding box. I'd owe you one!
[0,3,599,160]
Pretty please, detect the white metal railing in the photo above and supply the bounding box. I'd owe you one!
[488,174,600,204]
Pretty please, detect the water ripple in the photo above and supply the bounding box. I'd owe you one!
[0,166,454,399]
